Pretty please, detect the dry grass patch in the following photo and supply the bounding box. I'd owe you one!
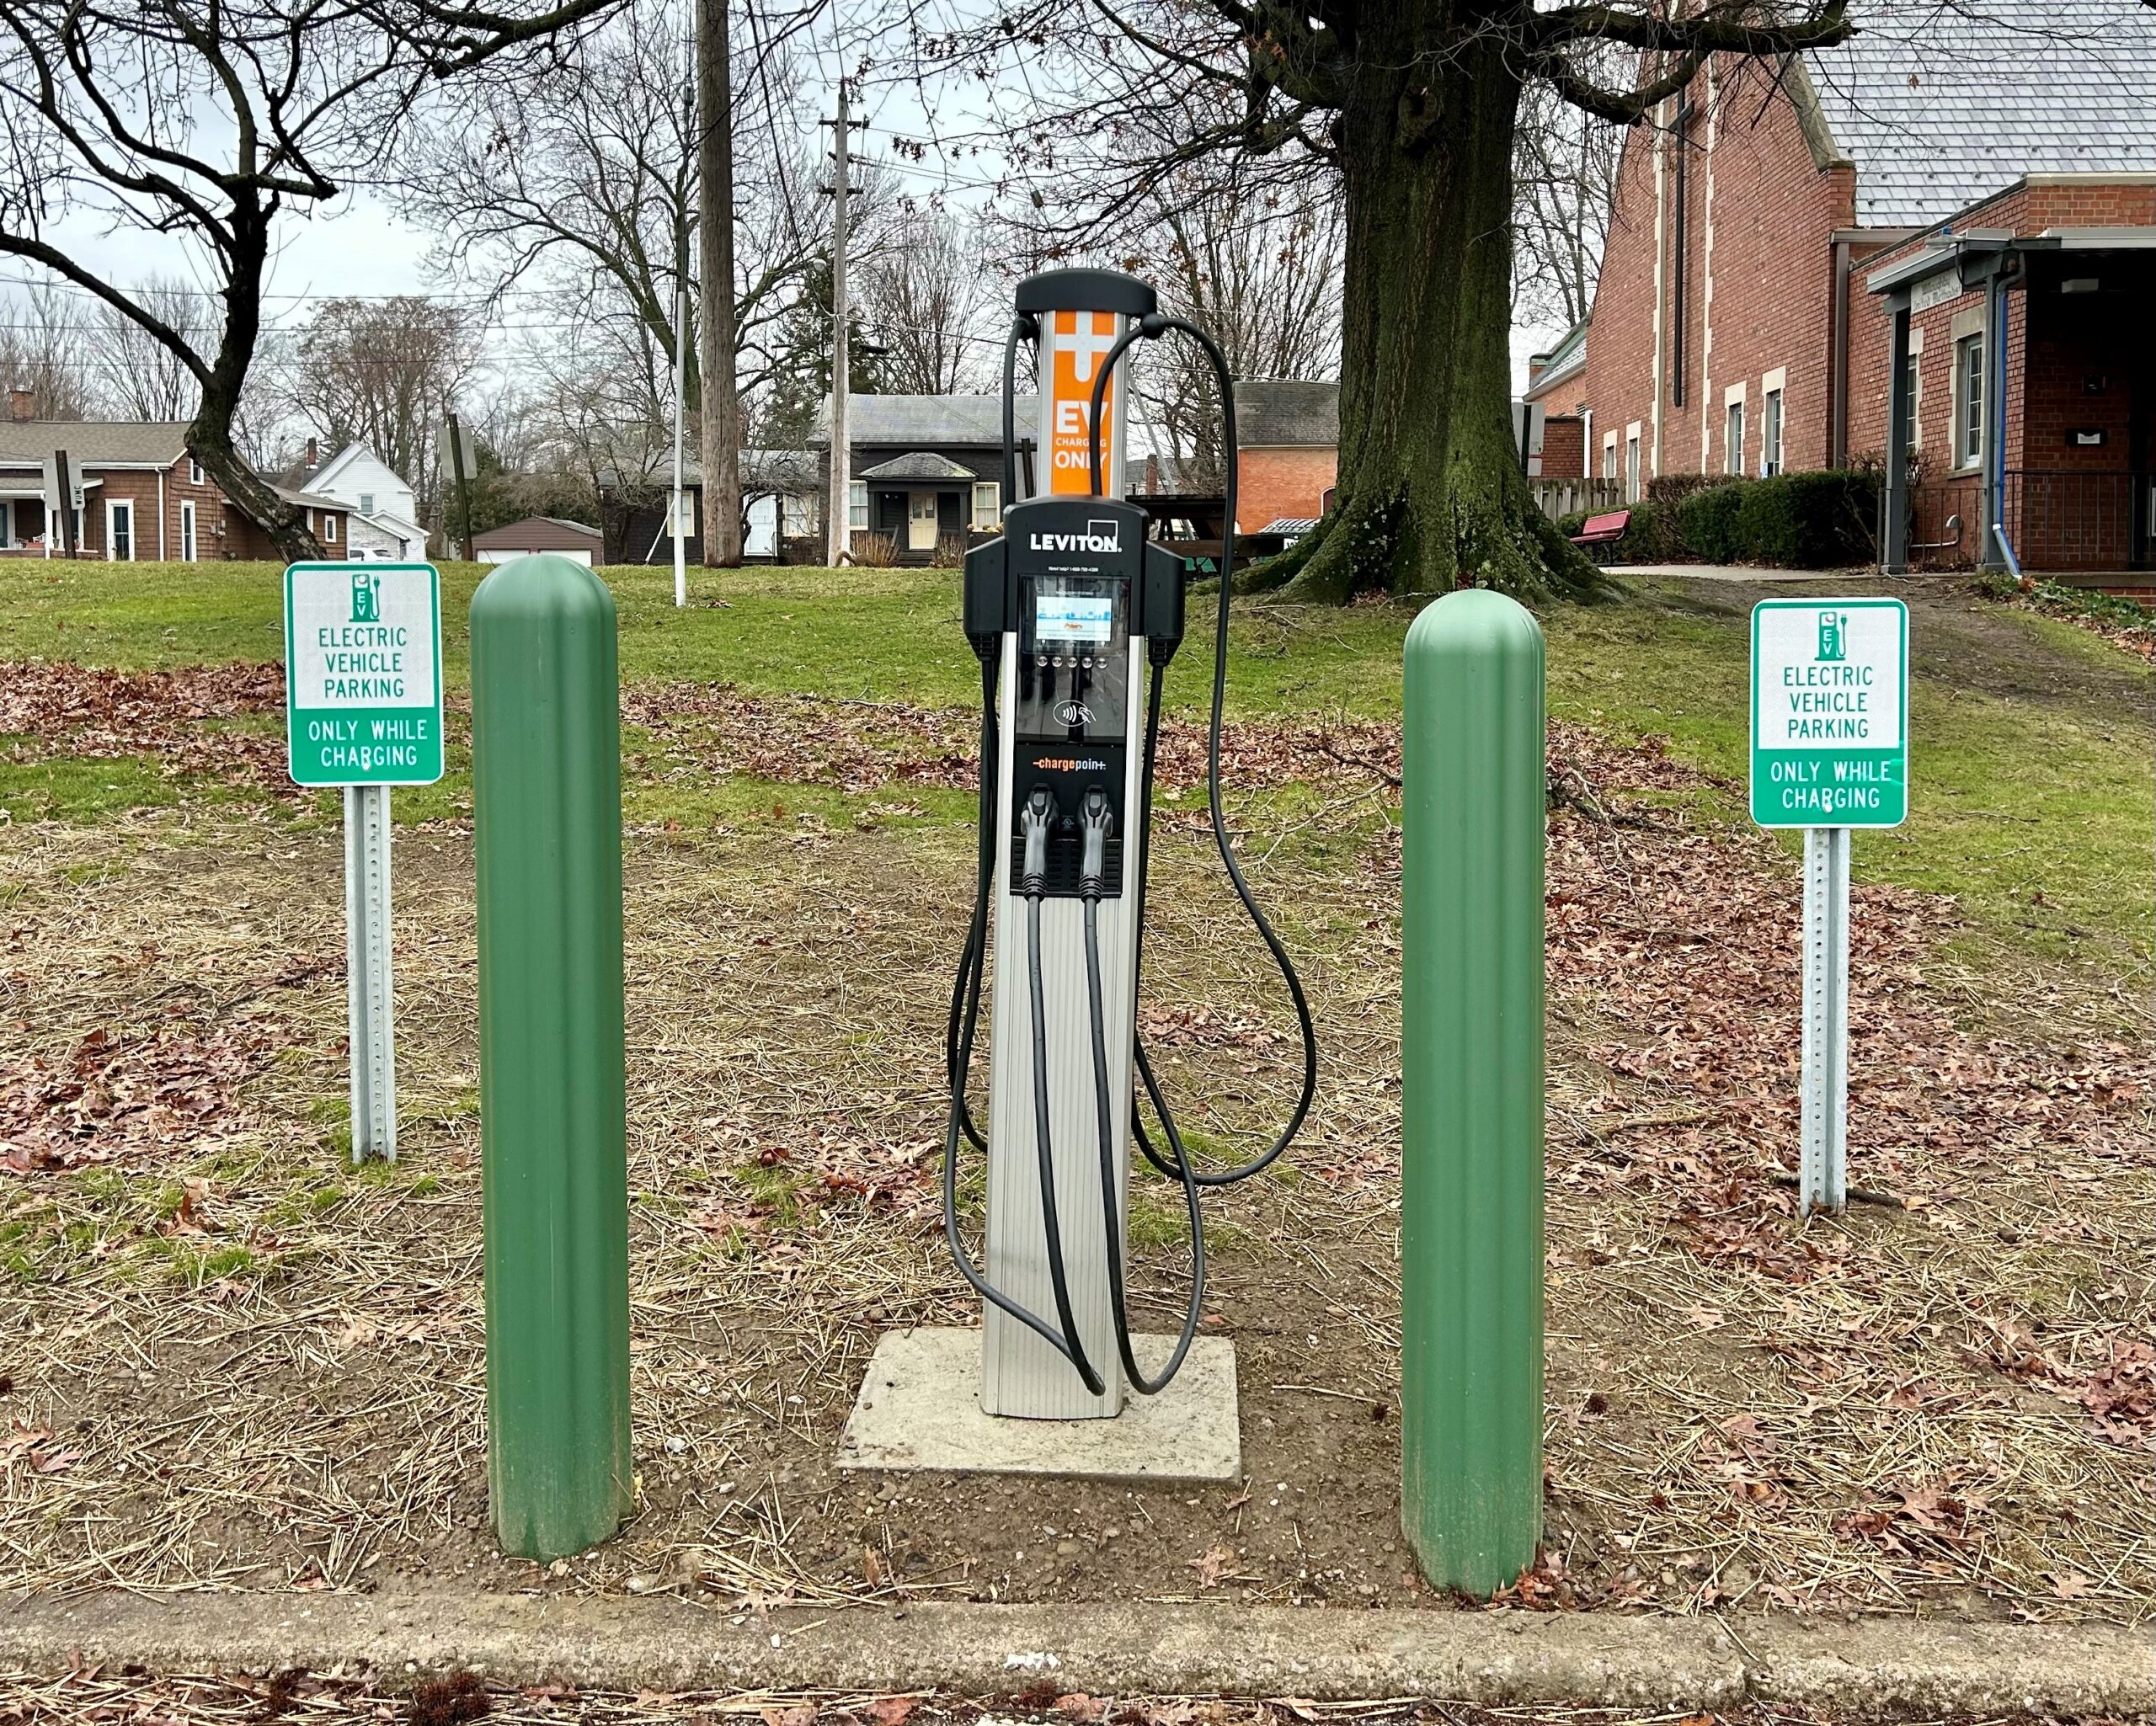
[0,723,2146,1621]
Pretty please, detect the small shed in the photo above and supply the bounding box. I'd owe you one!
[472,516,605,567]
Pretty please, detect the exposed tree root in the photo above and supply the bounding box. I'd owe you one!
[1252,473,1614,606]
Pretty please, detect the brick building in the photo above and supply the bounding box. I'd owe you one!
[0,408,346,562]
[1233,381,1338,527]
[1524,0,2156,573]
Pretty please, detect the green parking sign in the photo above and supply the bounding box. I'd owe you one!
[285,562,444,786]
[1750,596,1908,828]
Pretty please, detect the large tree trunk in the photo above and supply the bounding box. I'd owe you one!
[1255,19,1601,604]
[193,212,322,562]
[696,0,742,567]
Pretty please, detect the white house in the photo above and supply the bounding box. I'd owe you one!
[291,441,427,559]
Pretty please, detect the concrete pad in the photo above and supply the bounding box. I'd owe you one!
[837,1325,1240,1482]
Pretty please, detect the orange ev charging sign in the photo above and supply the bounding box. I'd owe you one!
[1042,308,1126,496]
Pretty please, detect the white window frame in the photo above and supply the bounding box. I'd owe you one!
[847,480,869,531]
[1904,328,1924,453]
[105,498,135,562]
[1954,333,1985,471]
[322,511,338,544]
[971,480,1001,530]
[1601,429,1619,480]
[358,491,375,515]
[179,499,196,562]
[782,493,809,537]
[670,492,696,536]
[1723,381,1747,477]
[0,499,10,547]
[188,458,204,485]
[1759,368,1785,477]
[1625,434,1641,503]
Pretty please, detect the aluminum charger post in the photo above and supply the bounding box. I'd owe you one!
[1799,824,1849,1213]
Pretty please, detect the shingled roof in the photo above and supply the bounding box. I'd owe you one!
[815,394,1038,449]
[1235,381,1338,447]
[1805,0,2156,227]
[0,420,189,467]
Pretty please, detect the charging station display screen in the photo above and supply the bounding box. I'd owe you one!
[1035,593,1115,643]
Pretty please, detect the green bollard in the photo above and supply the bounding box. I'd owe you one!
[1399,588,1546,1595]
[470,554,633,1560]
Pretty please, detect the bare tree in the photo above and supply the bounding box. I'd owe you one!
[398,3,700,400]
[1109,170,1342,489]
[0,0,624,559]
[879,0,1851,601]
[91,276,216,421]
[856,203,990,395]
[282,296,482,521]
[394,0,826,478]
[1511,77,1624,334]
[0,284,97,419]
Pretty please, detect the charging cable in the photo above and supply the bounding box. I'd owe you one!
[1080,791,1205,1393]
[1087,319,1320,1185]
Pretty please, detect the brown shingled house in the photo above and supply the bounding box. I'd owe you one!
[0,404,346,561]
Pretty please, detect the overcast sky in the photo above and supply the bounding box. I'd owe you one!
[10,57,1556,398]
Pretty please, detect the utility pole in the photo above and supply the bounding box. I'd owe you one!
[823,79,856,567]
[696,0,741,567]
[670,7,692,606]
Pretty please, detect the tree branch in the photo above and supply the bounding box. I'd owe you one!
[1534,0,1852,56]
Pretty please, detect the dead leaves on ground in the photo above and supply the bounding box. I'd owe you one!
[1523,723,2151,1289]
[0,658,294,793]
[1990,1325,2156,1451]
[0,1017,289,1172]
[621,681,1403,798]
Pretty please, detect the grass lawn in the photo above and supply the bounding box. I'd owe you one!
[0,558,2148,1620]
[0,558,1408,717]
[3,557,2146,965]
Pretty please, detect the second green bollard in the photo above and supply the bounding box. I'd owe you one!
[1399,588,1546,1595]
[471,554,633,1560]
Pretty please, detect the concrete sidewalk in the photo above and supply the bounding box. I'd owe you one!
[2,1590,2148,1717]
[1616,564,1891,583]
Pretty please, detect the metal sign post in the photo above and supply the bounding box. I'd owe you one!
[1799,824,1850,1210]
[286,561,446,1163]
[345,782,397,1161]
[1751,597,1908,1214]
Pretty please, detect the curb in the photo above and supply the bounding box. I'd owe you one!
[1,1592,2148,1717]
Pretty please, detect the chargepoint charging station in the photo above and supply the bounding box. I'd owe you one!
[839,268,1315,1478]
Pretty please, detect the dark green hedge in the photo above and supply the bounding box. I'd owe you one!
[1558,470,1880,568]
[1675,482,1746,562]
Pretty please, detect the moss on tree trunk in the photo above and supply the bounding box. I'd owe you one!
[1251,20,1604,605]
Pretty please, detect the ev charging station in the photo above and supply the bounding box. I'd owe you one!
[839,268,1317,1477]
[470,267,1543,1580]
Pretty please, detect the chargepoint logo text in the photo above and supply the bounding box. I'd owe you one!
[1029,519,1121,554]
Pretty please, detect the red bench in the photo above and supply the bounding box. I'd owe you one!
[1570,509,1631,562]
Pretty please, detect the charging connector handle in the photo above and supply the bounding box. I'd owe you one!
[1079,788,1111,894]
[1021,785,1054,892]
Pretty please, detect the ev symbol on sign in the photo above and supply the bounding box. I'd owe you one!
[350,570,382,623]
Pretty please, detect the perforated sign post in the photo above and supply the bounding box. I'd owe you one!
[285,561,445,1164]
[1750,596,1908,1215]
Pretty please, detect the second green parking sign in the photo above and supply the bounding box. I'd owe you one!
[1750,596,1908,828]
